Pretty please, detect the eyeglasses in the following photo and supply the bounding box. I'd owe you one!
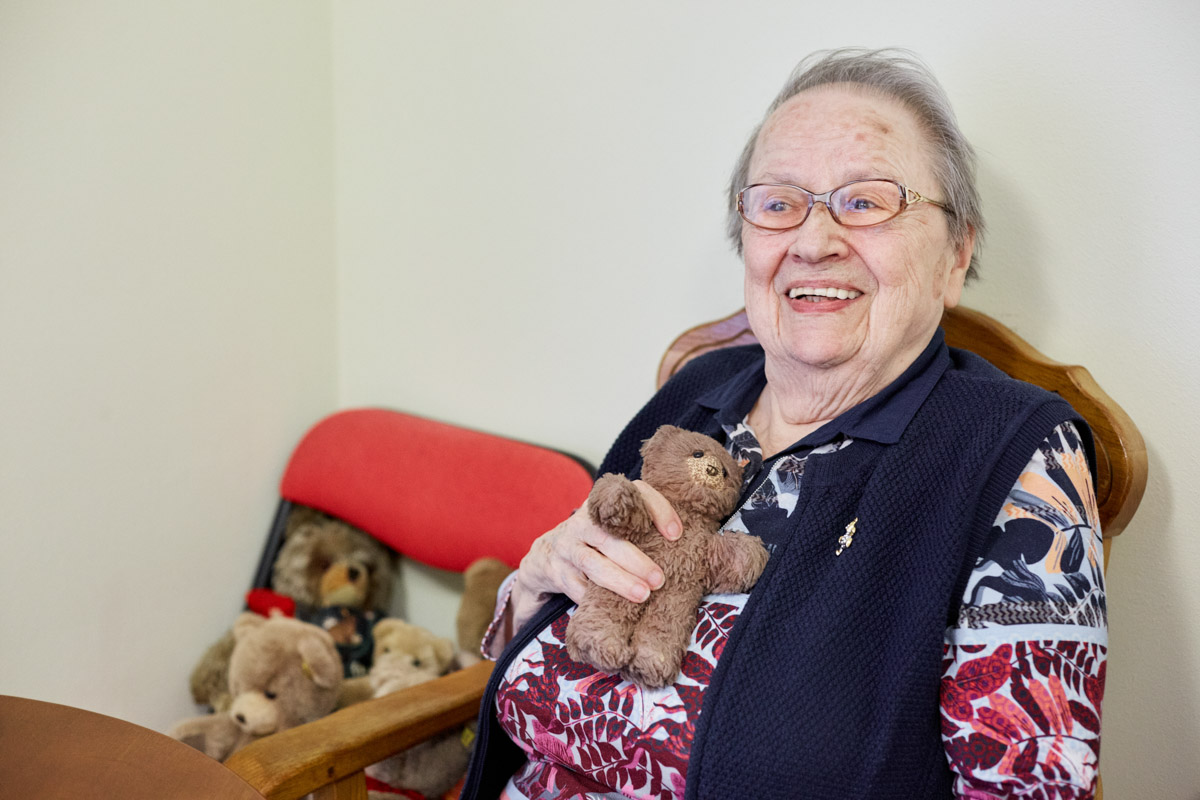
[737,179,950,230]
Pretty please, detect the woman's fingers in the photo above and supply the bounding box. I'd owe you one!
[631,479,683,541]
[512,483,684,618]
[571,530,659,602]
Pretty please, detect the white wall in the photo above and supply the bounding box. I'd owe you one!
[0,1,336,730]
[333,2,1198,798]
[2,2,1196,798]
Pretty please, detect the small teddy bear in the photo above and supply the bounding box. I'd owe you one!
[189,506,396,712]
[170,611,343,762]
[363,619,472,800]
[455,556,513,667]
[565,425,769,689]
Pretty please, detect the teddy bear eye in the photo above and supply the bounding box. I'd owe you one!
[412,659,422,667]
[692,450,704,458]
[264,690,277,700]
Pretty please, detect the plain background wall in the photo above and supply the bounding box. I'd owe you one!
[2,2,1196,797]
[333,3,1198,798]
[0,1,337,731]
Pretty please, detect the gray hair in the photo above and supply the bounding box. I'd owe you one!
[726,48,984,280]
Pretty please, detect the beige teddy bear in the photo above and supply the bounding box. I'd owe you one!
[169,611,342,762]
[189,506,397,712]
[364,619,472,799]
[565,425,769,689]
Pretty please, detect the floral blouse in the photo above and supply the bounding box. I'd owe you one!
[489,421,1105,800]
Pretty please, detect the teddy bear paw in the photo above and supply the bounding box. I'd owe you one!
[621,647,681,690]
[565,631,633,675]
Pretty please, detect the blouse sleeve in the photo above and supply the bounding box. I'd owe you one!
[941,421,1106,798]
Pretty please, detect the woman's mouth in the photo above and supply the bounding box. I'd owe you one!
[787,286,862,303]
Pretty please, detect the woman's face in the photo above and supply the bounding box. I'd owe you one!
[742,86,972,389]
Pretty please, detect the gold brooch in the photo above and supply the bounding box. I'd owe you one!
[835,518,857,556]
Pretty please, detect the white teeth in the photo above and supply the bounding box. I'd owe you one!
[787,287,862,300]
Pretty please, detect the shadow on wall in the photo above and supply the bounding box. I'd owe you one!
[962,161,1050,337]
[1102,444,1200,798]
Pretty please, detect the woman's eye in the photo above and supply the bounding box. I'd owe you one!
[845,197,878,211]
[763,198,792,213]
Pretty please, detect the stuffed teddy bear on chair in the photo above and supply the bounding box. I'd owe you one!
[189,506,397,712]
[362,619,472,800]
[565,425,769,689]
[170,611,343,762]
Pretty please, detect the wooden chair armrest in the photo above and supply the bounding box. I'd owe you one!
[225,660,493,800]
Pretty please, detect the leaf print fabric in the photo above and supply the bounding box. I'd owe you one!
[945,422,1105,797]
[942,640,1105,797]
[496,596,747,800]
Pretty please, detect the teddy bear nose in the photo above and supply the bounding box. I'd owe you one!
[706,464,718,477]
[235,713,246,724]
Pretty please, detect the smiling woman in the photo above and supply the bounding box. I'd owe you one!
[460,48,1107,800]
[739,85,973,453]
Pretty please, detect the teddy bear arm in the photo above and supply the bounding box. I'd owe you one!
[705,531,770,594]
[169,712,247,762]
[587,473,654,540]
[189,629,236,711]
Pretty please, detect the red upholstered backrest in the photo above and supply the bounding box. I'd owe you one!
[278,409,594,573]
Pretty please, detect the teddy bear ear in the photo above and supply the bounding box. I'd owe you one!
[433,637,456,673]
[641,425,684,455]
[298,634,342,689]
[233,612,267,641]
[372,618,400,638]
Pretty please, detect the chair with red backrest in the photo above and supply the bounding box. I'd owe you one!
[226,409,594,800]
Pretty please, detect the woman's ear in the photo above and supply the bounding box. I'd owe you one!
[942,224,976,309]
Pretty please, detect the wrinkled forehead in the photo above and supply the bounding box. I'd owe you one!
[751,84,937,187]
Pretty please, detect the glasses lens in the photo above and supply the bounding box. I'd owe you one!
[740,185,810,229]
[830,181,904,226]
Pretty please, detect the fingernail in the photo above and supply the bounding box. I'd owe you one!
[666,521,681,540]
[649,570,664,590]
[633,584,651,602]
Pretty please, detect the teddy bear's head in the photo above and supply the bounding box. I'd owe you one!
[368,619,457,698]
[639,426,742,519]
[272,506,396,610]
[226,611,343,736]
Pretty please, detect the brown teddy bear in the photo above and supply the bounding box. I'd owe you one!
[189,506,397,712]
[455,556,513,667]
[565,425,769,689]
[362,619,472,799]
[170,611,343,762]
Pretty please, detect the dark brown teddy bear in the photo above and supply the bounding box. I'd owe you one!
[565,425,769,688]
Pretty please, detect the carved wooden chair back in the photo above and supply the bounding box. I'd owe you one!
[656,306,1148,565]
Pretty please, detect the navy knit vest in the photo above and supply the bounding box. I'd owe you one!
[460,341,1088,800]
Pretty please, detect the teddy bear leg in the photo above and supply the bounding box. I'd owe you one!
[622,587,705,689]
[565,587,642,674]
[365,729,470,798]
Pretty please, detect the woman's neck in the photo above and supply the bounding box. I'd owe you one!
[748,359,899,458]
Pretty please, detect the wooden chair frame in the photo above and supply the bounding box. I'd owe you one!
[227,306,1147,799]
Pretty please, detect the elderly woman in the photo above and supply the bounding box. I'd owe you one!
[461,49,1105,799]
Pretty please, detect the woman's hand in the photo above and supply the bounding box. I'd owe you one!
[508,479,682,633]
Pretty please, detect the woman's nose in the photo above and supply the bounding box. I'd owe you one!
[787,202,848,263]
